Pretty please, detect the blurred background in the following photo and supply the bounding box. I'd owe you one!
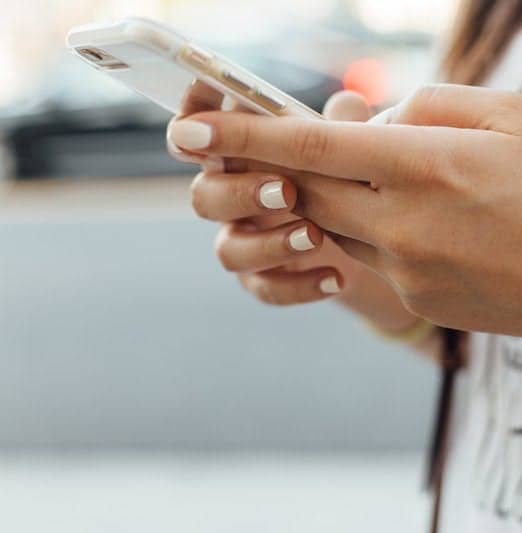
[0,1,456,532]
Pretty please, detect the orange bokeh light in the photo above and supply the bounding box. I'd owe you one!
[342,58,388,106]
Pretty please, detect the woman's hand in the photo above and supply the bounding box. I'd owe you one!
[169,89,419,332]
[168,84,522,335]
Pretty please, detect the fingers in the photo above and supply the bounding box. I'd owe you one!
[292,173,383,245]
[239,268,342,306]
[191,171,296,222]
[168,81,226,167]
[221,91,369,175]
[193,168,382,244]
[328,234,380,273]
[215,220,323,273]
[385,84,522,135]
[167,110,451,185]
[172,89,368,171]
[323,90,370,122]
[179,80,224,117]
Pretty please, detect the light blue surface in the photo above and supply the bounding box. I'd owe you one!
[0,217,437,450]
[0,453,430,533]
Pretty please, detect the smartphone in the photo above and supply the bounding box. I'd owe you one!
[66,17,322,120]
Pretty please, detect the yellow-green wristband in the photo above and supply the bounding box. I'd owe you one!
[368,317,437,345]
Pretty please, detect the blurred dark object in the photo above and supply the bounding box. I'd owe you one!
[0,56,341,181]
[1,103,182,180]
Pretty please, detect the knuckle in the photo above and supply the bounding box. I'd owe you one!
[399,140,455,190]
[214,229,236,272]
[444,154,476,197]
[190,175,211,219]
[253,280,280,306]
[232,118,253,156]
[419,152,444,183]
[403,84,441,123]
[498,92,522,115]
[492,92,522,134]
[230,178,251,216]
[289,123,331,168]
[252,277,300,307]
[259,232,277,261]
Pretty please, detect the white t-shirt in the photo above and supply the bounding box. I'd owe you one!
[439,32,522,533]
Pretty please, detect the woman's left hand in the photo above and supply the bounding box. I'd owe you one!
[168,84,522,335]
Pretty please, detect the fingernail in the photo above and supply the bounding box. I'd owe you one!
[170,149,224,172]
[259,181,287,210]
[320,276,341,294]
[169,141,183,154]
[289,226,315,252]
[168,120,213,150]
[171,151,202,163]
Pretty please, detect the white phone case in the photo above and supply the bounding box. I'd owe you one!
[67,17,321,119]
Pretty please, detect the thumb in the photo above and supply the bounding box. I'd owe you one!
[323,90,370,122]
[382,84,522,135]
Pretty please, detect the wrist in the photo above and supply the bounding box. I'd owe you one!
[335,278,419,332]
[367,316,438,346]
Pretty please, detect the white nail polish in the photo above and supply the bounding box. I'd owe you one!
[289,227,315,252]
[171,150,224,172]
[259,181,287,209]
[320,276,340,294]
[169,120,213,150]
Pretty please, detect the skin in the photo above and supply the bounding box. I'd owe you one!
[168,84,522,335]
[170,84,419,334]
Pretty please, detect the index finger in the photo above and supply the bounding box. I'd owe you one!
[178,80,224,117]
[167,111,457,185]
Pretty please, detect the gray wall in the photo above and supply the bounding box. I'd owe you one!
[0,216,438,451]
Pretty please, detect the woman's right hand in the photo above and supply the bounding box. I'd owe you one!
[171,89,420,333]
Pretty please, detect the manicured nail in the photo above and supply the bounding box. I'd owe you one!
[170,148,224,172]
[169,120,213,150]
[171,151,201,163]
[320,276,341,294]
[289,226,315,252]
[259,181,287,210]
[169,141,183,154]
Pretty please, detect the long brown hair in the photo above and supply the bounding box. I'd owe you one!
[442,0,522,85]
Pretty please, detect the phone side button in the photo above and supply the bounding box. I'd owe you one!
[253,89,287,112]
[222,70,253,93]
[188,45,213,65]
[180,45,213,70]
